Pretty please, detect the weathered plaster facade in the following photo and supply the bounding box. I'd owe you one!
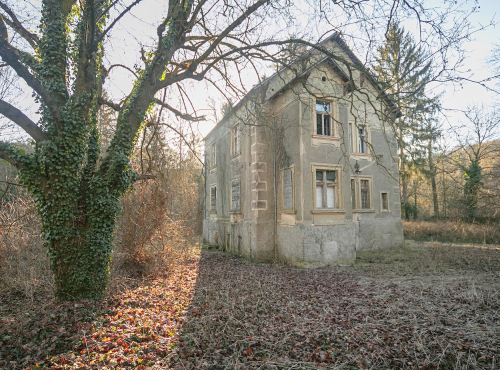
[203,35,403,266]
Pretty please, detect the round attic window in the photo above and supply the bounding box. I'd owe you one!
[321,76,327,82]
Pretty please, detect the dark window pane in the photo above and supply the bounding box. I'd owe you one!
[316,170,323,181]
[326,170,336,181]
[316,114,322,134]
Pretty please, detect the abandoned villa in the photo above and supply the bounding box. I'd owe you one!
[203,34,404,266]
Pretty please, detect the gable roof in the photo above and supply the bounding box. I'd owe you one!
[205,33,400,140]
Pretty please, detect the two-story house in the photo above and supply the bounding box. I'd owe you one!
[203,33,403,266]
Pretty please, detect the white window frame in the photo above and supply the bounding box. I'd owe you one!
[231,124,240,157]
[312,165,342,211]
[315,100,333,137]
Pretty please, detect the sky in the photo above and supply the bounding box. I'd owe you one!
[1,0,499,144]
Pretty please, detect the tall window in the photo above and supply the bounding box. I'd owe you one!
[231,179,240,211]
[316,101,332,136]
[358,126,367,153]
[351,179,356,209]
[231,125,240,156]
[349,123,353,152]
[282,168,293,210]
[210,144,217,168]
[360,179,370,209]
[210,185,217,211]
[315,170,338,209]
[351,178,372,210]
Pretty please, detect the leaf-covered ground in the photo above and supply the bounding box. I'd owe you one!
[1,241,499,369]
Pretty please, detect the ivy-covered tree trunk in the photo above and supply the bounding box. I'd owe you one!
[0,0,272,300]
[464,160,482,221]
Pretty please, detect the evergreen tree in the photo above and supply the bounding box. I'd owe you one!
[374,21,439,220]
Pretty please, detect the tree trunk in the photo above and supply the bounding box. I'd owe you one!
[428,139,439,218]
[399,125,410,220]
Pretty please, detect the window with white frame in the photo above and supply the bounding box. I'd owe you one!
[282,168,293,210]
[231,179,240,211]
[210,143,217,168]
[315,169,338,209]
[316,101,332,136]
[210,185,217,212]
[231,125,240,156]
[351,177,372,210]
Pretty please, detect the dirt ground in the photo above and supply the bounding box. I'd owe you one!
[1,240,499,369]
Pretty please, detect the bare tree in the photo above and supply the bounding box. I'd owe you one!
[0,0,485,300]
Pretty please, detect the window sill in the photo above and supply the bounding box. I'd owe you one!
[352,209,375,213]
[311,209,345,214]
[229,211,242,214]
[350,153,371,159]
[230,153,241,159]
[311,135,340,146]
[280,210,296,214]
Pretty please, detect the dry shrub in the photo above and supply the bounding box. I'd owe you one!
[111,181,196,281]
[0,189,53,301]
[404,220,500,245]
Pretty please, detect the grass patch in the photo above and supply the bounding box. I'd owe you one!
[404,220,500,245]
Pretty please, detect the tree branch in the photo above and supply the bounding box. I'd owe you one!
[153,98,205,121]
[98,0,144,42]
[0,141,30,169]
[0,99,49,142]
[0,2,40,48]
[0,35,61,123]
[98,97,121,111]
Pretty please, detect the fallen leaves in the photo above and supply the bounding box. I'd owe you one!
[1,242,499,369]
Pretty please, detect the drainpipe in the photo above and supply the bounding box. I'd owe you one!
[273,116,278,260]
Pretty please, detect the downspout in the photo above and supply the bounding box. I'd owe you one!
[273,116,278,261]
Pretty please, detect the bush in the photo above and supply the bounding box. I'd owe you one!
[0,190,53,301]
[111,181,196,279]
[404,220,500,245]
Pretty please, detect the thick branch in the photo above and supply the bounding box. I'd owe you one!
[0,141,30,169]
[0,37,61,122]
[0,99,49,142]
[0,2,39,48]
[98,97,121,111]
[153,98,205,121]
